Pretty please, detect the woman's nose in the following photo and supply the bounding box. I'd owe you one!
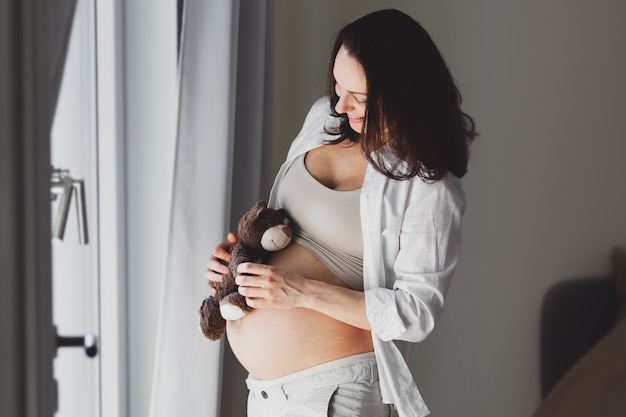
[335,95,353,114]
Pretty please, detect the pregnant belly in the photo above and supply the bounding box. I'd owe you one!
[225,243,373,380]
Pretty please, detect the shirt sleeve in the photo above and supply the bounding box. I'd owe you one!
[365,178,464,342]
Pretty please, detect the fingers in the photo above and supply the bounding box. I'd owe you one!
[204,268,224,284]
[235,262,266,276]
[205,233,237,280]
[234,264,305,309]
[236,279,281,308]
[212,242,232,265]
[206,256,229,276]
[235,264,277,298]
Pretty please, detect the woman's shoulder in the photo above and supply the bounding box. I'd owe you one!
[302,96,332,126]
[311,95,330,109]
[286,97,337,159]
[404,172,466,214]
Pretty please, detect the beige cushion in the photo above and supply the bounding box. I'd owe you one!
[533,319,626,416]
[533,247,626,417]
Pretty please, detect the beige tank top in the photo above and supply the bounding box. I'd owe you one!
[274,153,364,290]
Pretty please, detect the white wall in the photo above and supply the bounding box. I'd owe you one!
[271,1,626,416]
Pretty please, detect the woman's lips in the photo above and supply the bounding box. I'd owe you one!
[348,116,364,124]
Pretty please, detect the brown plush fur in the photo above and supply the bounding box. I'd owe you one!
[199,200,291,341]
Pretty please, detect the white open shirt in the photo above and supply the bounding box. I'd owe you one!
[269,97,466,417]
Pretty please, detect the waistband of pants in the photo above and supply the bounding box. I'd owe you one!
[246,352,377,400]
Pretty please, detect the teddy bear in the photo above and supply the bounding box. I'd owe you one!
[198,200,292,341]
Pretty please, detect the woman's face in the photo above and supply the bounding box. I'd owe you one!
[333,44,368,133]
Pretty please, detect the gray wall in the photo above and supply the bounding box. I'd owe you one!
[271,1,626,416]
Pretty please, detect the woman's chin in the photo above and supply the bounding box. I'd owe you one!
[349,121,364,133]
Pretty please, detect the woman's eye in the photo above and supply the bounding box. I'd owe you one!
[355,97,367,104]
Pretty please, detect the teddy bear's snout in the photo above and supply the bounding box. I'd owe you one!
[261,224,292,251]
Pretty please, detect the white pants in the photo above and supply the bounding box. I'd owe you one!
[245,352,395,417]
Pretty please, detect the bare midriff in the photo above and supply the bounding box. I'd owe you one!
[226,242,373,380]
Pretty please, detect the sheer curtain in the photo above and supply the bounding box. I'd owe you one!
[148,1,237,416]
[149,1,270,416]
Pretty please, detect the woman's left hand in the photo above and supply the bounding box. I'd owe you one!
[235,262,308,309]
[235,261,372,331]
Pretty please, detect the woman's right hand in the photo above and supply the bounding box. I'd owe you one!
[204,233,237,290]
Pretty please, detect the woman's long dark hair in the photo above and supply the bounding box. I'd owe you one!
[326,9,476,181]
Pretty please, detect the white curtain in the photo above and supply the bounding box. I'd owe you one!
[149,1,240,416]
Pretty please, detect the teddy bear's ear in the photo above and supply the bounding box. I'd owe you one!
[277,208,288,219]
[253,200,268,219]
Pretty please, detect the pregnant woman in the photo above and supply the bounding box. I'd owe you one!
[205,9,476,417]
